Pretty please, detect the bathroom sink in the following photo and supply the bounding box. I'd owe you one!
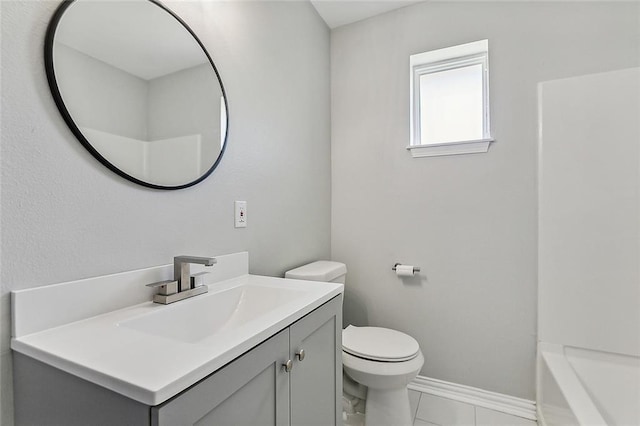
[11,260,343,406]
[119,284,306,343]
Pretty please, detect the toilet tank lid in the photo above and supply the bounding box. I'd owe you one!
[285,260,347,282]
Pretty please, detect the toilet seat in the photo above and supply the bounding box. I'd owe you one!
[342,325,419,362]
[342,350,425,385]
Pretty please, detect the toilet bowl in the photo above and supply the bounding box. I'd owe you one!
[285,261,424,426]
[342,325,424,426]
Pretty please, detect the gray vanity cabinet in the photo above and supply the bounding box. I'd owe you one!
[152,295,342,426]
[290,297,342,426]
[152,329,291,426]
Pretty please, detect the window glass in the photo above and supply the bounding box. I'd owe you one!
[419,64,483,144]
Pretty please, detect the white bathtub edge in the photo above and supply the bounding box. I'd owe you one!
[538,342,607,426]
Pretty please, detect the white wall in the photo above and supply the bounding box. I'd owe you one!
[0,1,330,425]
[331,1,640,399]
[146,134,203,186]
[80,127,149,180]
[538,68,640,358]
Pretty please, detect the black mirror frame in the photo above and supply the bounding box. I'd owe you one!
[44,0,229,190]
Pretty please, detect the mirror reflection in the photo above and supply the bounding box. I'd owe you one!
[48,0,228,189]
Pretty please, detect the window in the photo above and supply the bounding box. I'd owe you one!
[409,40,493,157]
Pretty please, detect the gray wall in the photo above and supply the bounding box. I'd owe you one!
[148,63,222,172]
[331,1,640,400]
[0,1,330,424]
[55,43,149,140]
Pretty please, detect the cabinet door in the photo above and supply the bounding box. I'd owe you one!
[153,329,290,426]
[289,296,343,426]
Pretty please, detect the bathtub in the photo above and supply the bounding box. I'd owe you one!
[537,342,640,426]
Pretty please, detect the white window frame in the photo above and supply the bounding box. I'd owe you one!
[408,40,493,158]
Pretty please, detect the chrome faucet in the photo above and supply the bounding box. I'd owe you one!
[174,255,216,292]
[147,255,217,304]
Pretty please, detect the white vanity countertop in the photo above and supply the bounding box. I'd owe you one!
[11,264,343,406]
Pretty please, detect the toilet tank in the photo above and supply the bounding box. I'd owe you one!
[285,261,347,284]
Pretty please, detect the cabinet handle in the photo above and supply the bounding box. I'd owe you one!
[296,349,306,361]
[282,359,293,372]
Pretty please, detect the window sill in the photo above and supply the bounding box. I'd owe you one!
[407,138,494,158]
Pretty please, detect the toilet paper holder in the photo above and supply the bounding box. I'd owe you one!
[392,263,420,273]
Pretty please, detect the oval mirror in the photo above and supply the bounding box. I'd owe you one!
[45,0,228,190]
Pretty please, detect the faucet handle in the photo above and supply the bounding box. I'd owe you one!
[190,272,210,289]
[146,280,178,296]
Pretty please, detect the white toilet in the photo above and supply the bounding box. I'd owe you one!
[285,261,424,426]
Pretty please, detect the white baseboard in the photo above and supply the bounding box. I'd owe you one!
[408,375,537,421]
